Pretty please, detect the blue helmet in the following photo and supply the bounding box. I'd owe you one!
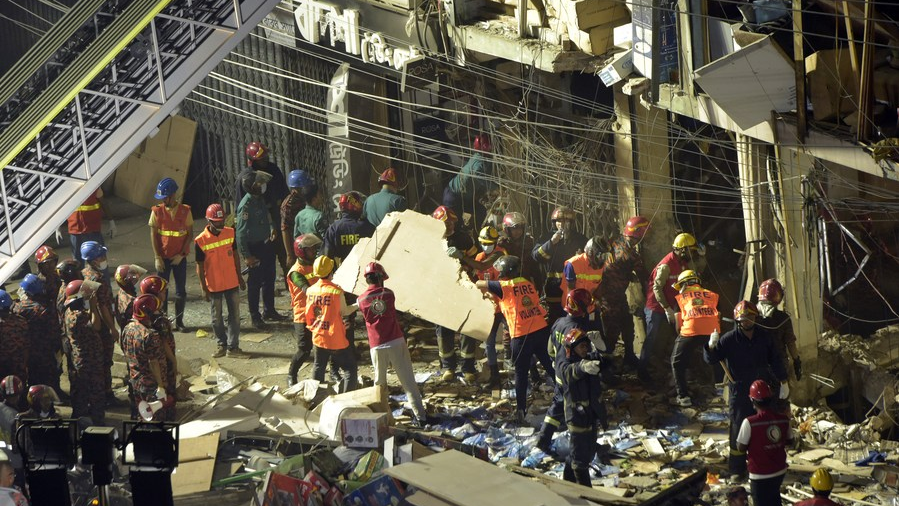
[20,274,44,297]
[288,169,312,189]
[154,177,178,199]
[80,241,108,262]
[0,290,11,311]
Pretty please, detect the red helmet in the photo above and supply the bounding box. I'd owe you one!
[749,380,773,402]
[245,141,266,164]
[338,191,364,214]
[473,134,491,152]
[1,375,24,398]
[35,245,58,264]
[206,203,225,222]
[364,262,388,281]
[563,328,590,357]
[140,275,168,296]
[115,264,147,289]
[551,206,576,222]
[293,234,322,261]
[378,167,398,186]
[133,294,161,320]
[27,385,58,412]
[564,288,593,317]
[758,279,784,305]
[624,216,649,239]
[502,212,526,230]
[64,279,99,306]
[734,300,758,322]
[432,206,457,223]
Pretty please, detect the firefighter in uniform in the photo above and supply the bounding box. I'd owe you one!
[471,226,507,387]
[149,177,193,331]
[281,169,313,266]
[13,275,62,394]
[561,236,608,318]
[670,270,719,407]
[137,276,178,417]
[756,278,802,383]
[362,167,407,228]
[477,255,555,418]
[558,328,607,487]
[114,264,147,330]
[533,206,587,323]
[56,260,82,382]
[0,290,28,388]
[795,469,841,506]
[196,204,247,358]
[305,256,359,393]
[121,294,171,421]
[293,183,327,240]
[286,234,321,386]
[238,142,291,277]
[34,246,62,309]
[495,212,540,372]
[434,206,480,382]
[0,376,25,491]
[736,380,792,505]
[63,280,105,424]
[704,301,789,478]
[65,188,115,268]
[80,240,119,405]
[598,217,649,366]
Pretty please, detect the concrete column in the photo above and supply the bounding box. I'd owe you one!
[736,134,776,300]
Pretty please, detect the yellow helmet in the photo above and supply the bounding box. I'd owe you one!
[312,256,336,278]
[672,233,697,249]
[673,269,701,291]
[810,468,833,493]
[478,226,500,245]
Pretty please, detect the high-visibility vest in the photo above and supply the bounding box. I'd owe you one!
[560,253,603,311]
[498,277,547,338]
[287,262,318,323]
[67,191,103,234]
[305,279,348,350]
[645,251,685,313]
[195,227,239,293]
[675,287,720,337]
[476,246,506,314]
[152,204,191,258]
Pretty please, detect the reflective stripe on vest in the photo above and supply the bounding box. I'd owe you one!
[305,280,348,349]
[199,237,234,251]
[498,277,547,338]
[68,192,103,234]
[154,204,191,258]
[195,228,239,293]
[78,203,101,212]
[560,253,602,312]
[675,287,720,337]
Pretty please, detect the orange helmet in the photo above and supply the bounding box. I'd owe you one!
[205,203,225,222]
[378,167,398,186]
[432,206,457,223]
[35,245,58,264]
[758,279,784,305]
[140,275,168,296]
[624,216,649,239]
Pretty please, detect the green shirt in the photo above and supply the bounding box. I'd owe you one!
[236,193,274,257]
[362,188,407,227]
[294,204,326,239]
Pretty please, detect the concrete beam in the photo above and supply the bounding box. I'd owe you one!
[451,25,604,73]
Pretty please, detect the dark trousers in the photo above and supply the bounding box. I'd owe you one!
[601,305,637,358]
[750,473,785,505]
[670,334,710,398]
[100,327,113,394]
[510,327,554,413]
[437,325,478,373]
[313,345,357,393]
[289,323,313,379]
[537,385,565,448]
[729,384,755,474]
[639,308,675,382]
[246,241,276,318]
[159,258,188,324]
[564,428,596,487]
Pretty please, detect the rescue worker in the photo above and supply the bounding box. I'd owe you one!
[736,380,792,505]
[757,278,802,382]
[80,240,119,405]
[13,275,62,394]
[477,255,555,419]
[704,300,789,479]
[238,142,291,276]
[293,183,327,240]
[0,290,28,387]
[196,204,247,359]
[149,177,193,331]
[795,469,840,506]
[640,232,703,384]
[558,328,606,487]
[137,276,178,415]
[305,256,359,393]
[362,167,407,227]
[65,188,115,268]
[34,246,61,308]
[472,226,507,387]
[0,375,24,487]
[281,169,313,266]
[598,217,649,366]
[0,460,27,506]
[358,262,427,425]
[536,288,600,454]
[114,264,147,330]
[561,236,608,317]
[498,212,540,284]
[286,234,321,386]
[63,279,105,425]
[237,170,285,329]
[56,260,81,382]
[323,191,375,263]
[670,270,719,407]
[533,206,587,323]
[434,206,480,382]
[18,384,59,420]
[443,134,495,226]
[121,294,170,421]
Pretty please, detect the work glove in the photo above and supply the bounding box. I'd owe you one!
[154,256,165,272]
[171,254,184,266]
[446,247,463,259]
[581,360,601,376]
[586,331,606,352]
[779,382,790,400]
[793,358,802,380]
[665,308,677,327]
[155,386,167,402]
[54,226,64,245]
[708,330,720,349]
[107,219,117,238]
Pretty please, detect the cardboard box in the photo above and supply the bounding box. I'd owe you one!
[567,15,629,55]
[261,473,316,506]
[341,413,389,449]
[548,0,629,31]
[344,476,405,506]
[598,48,634,86]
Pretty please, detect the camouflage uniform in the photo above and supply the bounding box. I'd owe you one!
[82,264,115,393]
[121,321,168,420]
[152,317,177,421]
[115,289,136,331]
[597,236,648,360]
[0,311,29,384]
[64,307,105,423]
[12,296,61,389]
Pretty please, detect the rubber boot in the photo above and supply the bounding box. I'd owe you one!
[174,296,187,332]
[287,351,306,387]
[487,364,501,389]
[535,427,555,454]
[563,462,576,483]
[573,466,593,487]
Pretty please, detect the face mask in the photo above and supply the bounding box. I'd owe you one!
[97,261,108,271]
[209,223,222,233]
[482,244,495,254]
[758,301,775,318]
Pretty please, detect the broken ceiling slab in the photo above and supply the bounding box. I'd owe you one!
[692,30,796,130]
[334,210,496,341]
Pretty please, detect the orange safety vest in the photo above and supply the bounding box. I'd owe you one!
[67,191,104,234]
[476,247,506,314]
[498,277,547,338]
[195,227,239,293]
[152,203,191,258]
[287,262,318,323]
[675,286,720,337]
[305,279,348,350]
[560,253,603,311]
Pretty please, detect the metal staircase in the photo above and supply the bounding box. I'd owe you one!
[0,0,281,283]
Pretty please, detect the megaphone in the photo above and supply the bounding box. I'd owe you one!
[137,396,173,422]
